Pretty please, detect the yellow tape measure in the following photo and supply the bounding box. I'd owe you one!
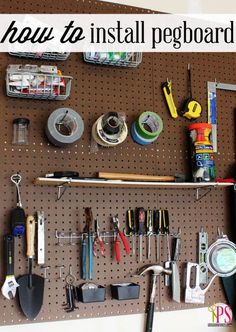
[182,64,202,120]
[182,98,202,120]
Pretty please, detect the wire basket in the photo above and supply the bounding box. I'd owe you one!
[83,52,142,68]
[6,64,72,100]
[9,52,70,61]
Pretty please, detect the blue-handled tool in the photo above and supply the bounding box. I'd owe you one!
[81,208,94,280]
[10,173,26,237]
[81,235,87,280]
[88,235,93,280]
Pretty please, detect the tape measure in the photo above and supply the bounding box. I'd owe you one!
[181,64,202,120]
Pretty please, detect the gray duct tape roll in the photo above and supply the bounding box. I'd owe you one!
[46,108,84,147]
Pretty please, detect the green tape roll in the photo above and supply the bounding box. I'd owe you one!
[135,112,163,140]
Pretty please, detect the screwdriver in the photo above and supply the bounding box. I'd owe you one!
[127,209,135,256]
[137,208,146,262]
[163,210,171,286]
[153,210,161,262]
[171,233,181,303]
[146,210,153,259]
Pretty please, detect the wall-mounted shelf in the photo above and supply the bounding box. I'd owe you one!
[34,177,234,201]
[34,177,233,189]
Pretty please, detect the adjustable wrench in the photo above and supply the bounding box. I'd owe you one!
[1,235,19,299]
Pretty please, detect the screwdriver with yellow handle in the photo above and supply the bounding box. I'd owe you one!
[127,209,135,256]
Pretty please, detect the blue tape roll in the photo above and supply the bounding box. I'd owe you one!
[131,123,157,145]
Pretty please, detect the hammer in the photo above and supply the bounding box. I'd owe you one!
[135,264,172,332]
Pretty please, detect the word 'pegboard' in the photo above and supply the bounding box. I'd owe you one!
[0,0,235,326]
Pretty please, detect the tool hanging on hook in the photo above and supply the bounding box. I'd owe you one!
[162,79,178,119]
[82,208,94,280]
[135,265,172,332]
[93,217,105,257]
[112,215,130,263]
[1,235,19,300]
[181,64,202,120]
[10,173,26,237]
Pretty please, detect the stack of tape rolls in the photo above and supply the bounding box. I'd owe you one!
[131,111,163,145]
[92,112,128,147]
[45,108,84,147]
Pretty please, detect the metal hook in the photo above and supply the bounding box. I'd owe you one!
[196,186,212,201]
[56,179,72,201]
[11,173,22,207]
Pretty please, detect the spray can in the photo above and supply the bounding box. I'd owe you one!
[188,123,215,182]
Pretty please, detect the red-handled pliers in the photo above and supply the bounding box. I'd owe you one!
[112,215,130,263]
[93,218,105,257]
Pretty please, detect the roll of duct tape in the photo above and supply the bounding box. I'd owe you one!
[131,123,158,145]
[92,119,111,147]
[102,112,120,135]
[92,113,128,147]
[135,111,163,140]
[46,108,84,147]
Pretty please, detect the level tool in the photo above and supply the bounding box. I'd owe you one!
[198,228,208,285]
[185,230,236,304]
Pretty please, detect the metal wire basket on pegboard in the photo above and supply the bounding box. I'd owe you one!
[83,52,142,67]
[9,52,70,61]
[6,64,73,100]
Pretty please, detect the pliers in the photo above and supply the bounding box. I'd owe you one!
[93,218,105,257]
[112,215,130,263]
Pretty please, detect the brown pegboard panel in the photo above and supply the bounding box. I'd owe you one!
[0,0,235,327]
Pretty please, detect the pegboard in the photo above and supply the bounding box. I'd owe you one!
[0,0,235,326]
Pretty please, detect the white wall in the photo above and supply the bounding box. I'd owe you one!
[100,0,236,13]
[1,308,235,332]
[1,1,235,332]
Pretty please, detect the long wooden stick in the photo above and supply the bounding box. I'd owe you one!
[98,172,175,182]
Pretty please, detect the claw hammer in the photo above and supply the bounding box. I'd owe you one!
[135,264,172,332]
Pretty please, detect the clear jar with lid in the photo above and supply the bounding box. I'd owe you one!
[12,118,30,145]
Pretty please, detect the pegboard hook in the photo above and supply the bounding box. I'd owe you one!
[196,186,213,201]
[56,179,72,201]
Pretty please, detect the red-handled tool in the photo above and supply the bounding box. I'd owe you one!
[93,217,105,257]
[112,215,130,263]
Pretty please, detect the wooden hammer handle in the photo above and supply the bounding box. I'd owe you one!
[98,172,175,182]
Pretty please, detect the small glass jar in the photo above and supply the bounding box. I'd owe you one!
[12,118,30,145]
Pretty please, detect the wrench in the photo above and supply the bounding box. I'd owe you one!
[1,235,19,299]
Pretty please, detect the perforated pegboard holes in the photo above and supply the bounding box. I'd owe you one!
[0,0,235,326]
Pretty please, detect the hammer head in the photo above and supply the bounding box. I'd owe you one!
[136,264,172,277]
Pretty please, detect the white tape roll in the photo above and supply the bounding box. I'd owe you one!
[92,113,128,147]
[92,119,110,147]
[46,108,84,147]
